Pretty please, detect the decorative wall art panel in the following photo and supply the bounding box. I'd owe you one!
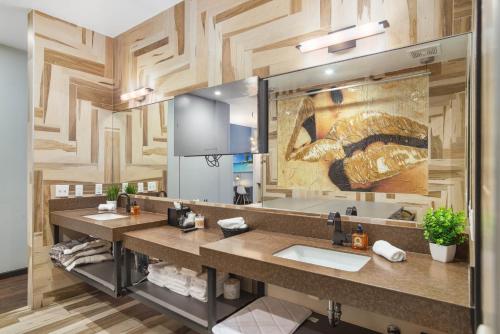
[277,76,429,194]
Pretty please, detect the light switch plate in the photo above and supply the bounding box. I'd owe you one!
[55,185,69,198]
[122,183,128,193]
[147,181,157,192]
[95,184,103,195]
[75,184,84,197]
[137,182,144,193]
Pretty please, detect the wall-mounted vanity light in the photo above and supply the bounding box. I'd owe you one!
[296,20,389,53]
[120,87,154,102]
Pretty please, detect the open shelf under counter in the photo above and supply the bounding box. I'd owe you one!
[127,281,259,333]
[61,256,144,298]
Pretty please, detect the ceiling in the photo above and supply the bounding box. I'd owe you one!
[0,0,182,50]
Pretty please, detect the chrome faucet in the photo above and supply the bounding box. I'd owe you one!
[327,212,348,246]
[117,193,131,213]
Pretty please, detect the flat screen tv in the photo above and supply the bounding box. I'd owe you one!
[173,76,268,157]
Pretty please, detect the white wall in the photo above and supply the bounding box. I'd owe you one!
[0,44,27,273]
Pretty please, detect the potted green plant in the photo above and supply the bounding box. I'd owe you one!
[106,184,120,209]
[422,207,466,262]
[125,183,137,195]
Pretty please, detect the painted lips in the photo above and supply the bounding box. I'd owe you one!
[285,103,429,191]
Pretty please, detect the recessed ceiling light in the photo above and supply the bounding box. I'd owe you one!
[214,90,221,96]
[324,68,334,75]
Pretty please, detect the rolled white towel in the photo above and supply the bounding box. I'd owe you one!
[373,240,407,262]
[217,217,246,229]
[180,268,199,277]
[98,203,115,211]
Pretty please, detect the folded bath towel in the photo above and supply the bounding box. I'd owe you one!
[212,296,312,334]
[373,240,407,262]
[217,217,247,230]
[63,238,110,255]
[66,253,114,271]
[148,274,166,287]
[61,245,111,267]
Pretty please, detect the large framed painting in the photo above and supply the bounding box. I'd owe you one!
[277,75,429,195]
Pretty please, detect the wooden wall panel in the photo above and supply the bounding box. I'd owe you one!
[114,0,472,111]
[29,11,114,309]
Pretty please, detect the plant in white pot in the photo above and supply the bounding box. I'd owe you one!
[423,207,466,263]
[106,184,120,210]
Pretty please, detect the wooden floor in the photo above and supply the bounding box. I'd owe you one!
[0,291,198,334]
[0,274,27,314]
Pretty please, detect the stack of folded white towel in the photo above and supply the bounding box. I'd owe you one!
[50,237,113,271]
[217,217,248,230]
[189,271,228,302]
[147,262,228,302]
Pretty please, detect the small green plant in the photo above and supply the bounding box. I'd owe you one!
[423,208,466,246]
[106,184,120,201]
[125,183,137,195]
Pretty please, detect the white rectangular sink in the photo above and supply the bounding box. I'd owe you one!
[273,245,370,272]
[83,213,128,221]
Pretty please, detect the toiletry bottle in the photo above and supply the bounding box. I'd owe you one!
[352,224,368,250]
[195,214,205,229]
[131,201,140,215]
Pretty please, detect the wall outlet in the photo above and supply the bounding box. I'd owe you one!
[147,181,157,192]
[122,183,128,193]
[137,182,144,193]
[95,184,103,195]
[75,185,84,197]
[55,185,69,198]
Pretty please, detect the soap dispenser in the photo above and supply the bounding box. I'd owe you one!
[351,224,368,250]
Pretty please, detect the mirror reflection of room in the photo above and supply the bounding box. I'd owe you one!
[263,34,469,223]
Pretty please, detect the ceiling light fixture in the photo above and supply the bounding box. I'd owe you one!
[296,20,389,53]
[120,87,154,102]
[214,90,222,96]
[324,68,334,75]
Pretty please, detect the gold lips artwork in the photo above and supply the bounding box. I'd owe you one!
[277,76,429,195]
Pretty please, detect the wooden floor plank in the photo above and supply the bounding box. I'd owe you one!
[0,274,27,315]
[0,291,198,334]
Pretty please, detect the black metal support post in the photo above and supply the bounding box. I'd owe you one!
[124,248,131,288]
[256,281,265,297]
[53,225,60,244]
[207,266,217,330]
[113,241,122,297]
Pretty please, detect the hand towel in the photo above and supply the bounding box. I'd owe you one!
[66,253,113,271]
[212,296,312,334]
[98,203,115,211]
[148,274,166,287]
[180,268,199,277]
[217,217,246,229]
[373,240,407,262]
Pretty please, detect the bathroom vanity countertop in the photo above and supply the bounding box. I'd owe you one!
[200,230,471,334]
[50,208,167,241]
[123,226,223,271]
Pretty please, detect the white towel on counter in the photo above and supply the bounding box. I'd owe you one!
[212,296,312,334]
[148,274,166,288]
[217,217,247,230]
[98,203,115,211]
[373,240,407,262]
[66,253,113,271]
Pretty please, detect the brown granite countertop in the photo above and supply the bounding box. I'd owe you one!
[50,208,167,241]
[200,230,471,333]
[123,226,223,271]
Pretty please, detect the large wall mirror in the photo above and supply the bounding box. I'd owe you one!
[112,32,471,224]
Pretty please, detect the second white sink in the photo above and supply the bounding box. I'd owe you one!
[273,244,370,272]
[83,213,128,221]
